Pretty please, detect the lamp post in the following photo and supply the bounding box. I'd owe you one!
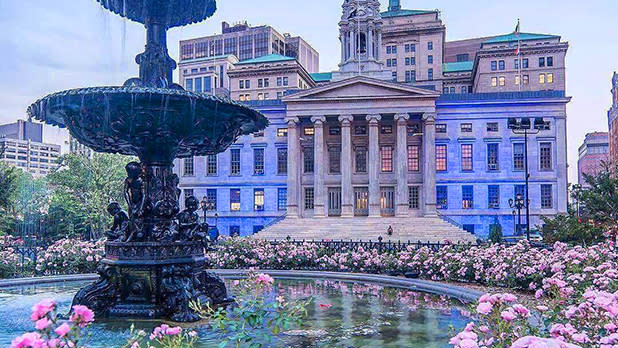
[508,117,547,241]
[509,193,526,236]
[200,196,215,224]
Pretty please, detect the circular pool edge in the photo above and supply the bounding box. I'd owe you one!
[0,270,483,303]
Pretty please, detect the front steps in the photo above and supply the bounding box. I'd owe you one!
[254,216,477,243]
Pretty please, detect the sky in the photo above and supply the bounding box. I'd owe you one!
[0,0,617,183]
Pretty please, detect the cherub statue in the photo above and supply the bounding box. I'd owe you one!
[124,162,145,219]
[104,202,129,242]
[176,196,200,241]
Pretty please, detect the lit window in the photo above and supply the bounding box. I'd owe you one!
[254,189,264,211]
[436,124,447,133]
[239,95,245,101]
[539,74,546,84]
[491,77,498,87]
[380,146,393,172]
[486,122,499,132]
[230,189,241,211]
[515,75,521,85]
[523,75,529,85]
[460,123,473,132]
[487,143,499,171]
[407,145,420,172]
[547,73,554,84]
[277,128,288,137]
[436,144,447,171]
[462,185,473,209]
[304,127,314,136]
[257,93,264,100]
[461,144,473,171]
[499,76,506,86]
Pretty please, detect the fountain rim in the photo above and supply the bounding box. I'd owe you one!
[95,0,218,28]
[0,270,483,303]
[26,85,267,129]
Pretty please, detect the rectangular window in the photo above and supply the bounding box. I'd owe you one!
[499,76,506,86]
[428,41,433,50]
[253,148,264,175]
[428,55,433,64]
[254,189,264,211]
[450,87,456,94]
[456,53,469,62]
[258,79,263,88]
[404,44,409,53]
[230,189,241,211]
[283,77,288,86]
[392,58,397,66]
[304,127,314,136]
[329,126,341,135]
[547,73,554,84]
[410,44,416,52]
[392,71,397,82]
[277,77,282,86]
[443,87,449,94]
[461,86,468,94]
[461,144,473,171]
[513,143,525,171]
[230,149,241,175]
[277,148,287,174]
[303,147,314,173]
[460,123,473,133]
[514,185,525,200]
[436,144,447,171]
[407,145,420,172]
[462,185,473,209]
[329,147,341,174]
[380,146,393,172]
[206,155,217,176]
[541,184,553,209]
[491,77,498,87]
[523,75,529,85]
[491,61,497,71]
[487,143,499,171]
[277,128,288,137]
[278,188,287,211]
[437,186,448,209]
[498,60,505,70]
[436,124,447,133]
[245,80,250,88]
[539,57,545,67]
[547,56,553,67]
[539,74,546,84]
[183,157,194,176]
[229,226,240,236]
[409,186,420,209]
[540,142,552,170]
[486,122,499,132]
[514,58,520,69]
[355,147,367,173]
[264,78,269,87]
[206,189,217,211]
[184,189,194,204]
[515,75,521,85]
[381,125,393,134]
[304,187,314,210]
[522,58,529,68]
[407,124,421,135]
[428,68,433,80]
[186,79,193,91]
[355,125,367,135]
[405,57,410,66]
[488,185,500,209]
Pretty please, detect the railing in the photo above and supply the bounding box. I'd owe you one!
[436,211,465,230]
[438,90,566,102]
[0,244,43,277]
[263,213,287,229]
[268,237,477,253]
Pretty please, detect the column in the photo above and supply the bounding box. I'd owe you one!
[395,113,410,217]
[285,117,300,218]
[366,114,382,217]
[339,114,354,217]
[350,30,356,61]
[368,28,374,60]
[377,30,382,60]
[423,113,437,216]
[311,116,327,217]
[340,33,346,64]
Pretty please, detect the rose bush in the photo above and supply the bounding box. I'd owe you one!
[35,238,104,275]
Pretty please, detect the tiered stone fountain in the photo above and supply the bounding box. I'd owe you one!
[27,0,267,322]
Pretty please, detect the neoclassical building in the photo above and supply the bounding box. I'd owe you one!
[175,0,569,240]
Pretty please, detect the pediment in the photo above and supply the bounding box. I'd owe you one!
[283,75,440,101]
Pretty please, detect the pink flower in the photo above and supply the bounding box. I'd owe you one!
[34,317,51,330]
[512,304,530,317]
[54,323,71,337]
[476,302,493,315]
[501,309,516,321]
[10,332,46,348]
[70,305,94,327]
[30,299,55,321]
[255,273,274,286]
[165,326,182,335]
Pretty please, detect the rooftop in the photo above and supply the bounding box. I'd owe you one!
[310,72,333,82]
[380,8,436,18]
[179,54,236,64]
[235,54,296,65]
[442,61,474,73]
[483,32,560,45]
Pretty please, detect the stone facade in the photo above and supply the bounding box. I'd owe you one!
[175,0,570,238]
[577,132,609,186]
[608,73,618,165]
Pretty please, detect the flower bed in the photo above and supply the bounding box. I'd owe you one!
[35,239,104,275]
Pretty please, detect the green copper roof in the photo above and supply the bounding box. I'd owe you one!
[483,32,560,45]
[443,61,474,73]
[236,54,296,65]
[310,72,332,82]
[380,9,436,18]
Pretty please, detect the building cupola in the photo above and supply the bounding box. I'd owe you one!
[388,0,401,11]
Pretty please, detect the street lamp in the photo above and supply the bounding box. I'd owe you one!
[508,117,548,241]
[200,196,215,224]
[509,193,527,236]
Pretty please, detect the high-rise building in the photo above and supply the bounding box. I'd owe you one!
[175,0,570,240]
[0,120,61,177]
[577,132,609,186]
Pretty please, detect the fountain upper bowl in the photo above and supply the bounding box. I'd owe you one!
[96,0,217,28]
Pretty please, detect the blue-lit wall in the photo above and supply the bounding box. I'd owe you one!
[174,101,288,237]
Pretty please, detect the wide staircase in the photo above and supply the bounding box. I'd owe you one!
[254,216,477,243]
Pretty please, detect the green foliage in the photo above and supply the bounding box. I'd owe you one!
[541,212,605,246]
[192,272,312,348]
[488,221,503,244]
[46,153,130,240]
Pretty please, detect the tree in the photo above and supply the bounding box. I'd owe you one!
[0,161,21,234]
[46,153,130,240]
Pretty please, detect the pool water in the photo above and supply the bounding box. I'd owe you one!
[0,278,470,348]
